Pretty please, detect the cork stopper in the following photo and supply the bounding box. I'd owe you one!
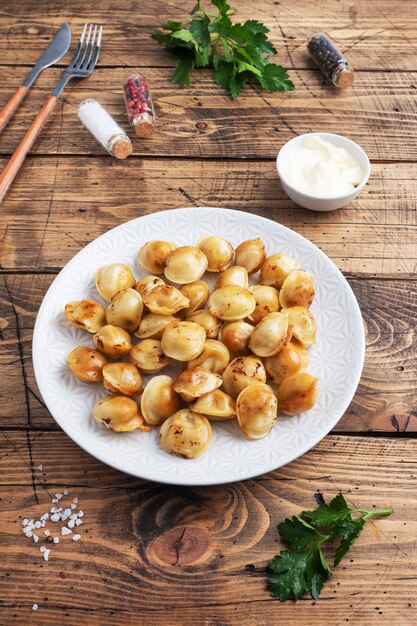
[112,137,133,159]
[334,67,355,89]
[134,119,156,138]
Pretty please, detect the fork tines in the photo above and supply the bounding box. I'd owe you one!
[70,23,103,72]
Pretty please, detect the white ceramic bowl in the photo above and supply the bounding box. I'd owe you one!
[276,132,371,211]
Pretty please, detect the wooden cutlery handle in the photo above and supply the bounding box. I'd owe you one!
[0,94,57,203]
[0,85,29,133]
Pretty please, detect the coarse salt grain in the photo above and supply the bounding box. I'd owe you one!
[75,519,83,526]
[44,529,50,537]
[51,498,58,503]
[68,520,75,529]
[70,503,77,510]
[40,513,49,521]
[32,604,38,611]
[55,493,63,501]
[40,546,46,553]
[53,537,60,544]
[22,518,28,526]
[63,489,69,496]
[43,549,50,562]
[34,521,41,529]
[50,513,61,522]
[24,530,33,538]
[72,534,81,542]
[70,513,78,520]
[32,534,39,543]
[61,526,72,536]
[72,498,79,504]
[64,508,72,516]
[38,464,43,471]
[78,511,84,517]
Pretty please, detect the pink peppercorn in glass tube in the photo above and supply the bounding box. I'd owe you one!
[123,73,156,138]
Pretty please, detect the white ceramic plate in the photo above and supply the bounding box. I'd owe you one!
[33,207,365,485]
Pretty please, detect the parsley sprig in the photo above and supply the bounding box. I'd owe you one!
[268,493,393,602]
[152,0,294,99]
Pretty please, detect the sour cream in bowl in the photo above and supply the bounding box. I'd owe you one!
[276,133,371,211]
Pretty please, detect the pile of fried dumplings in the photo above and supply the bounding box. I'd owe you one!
[65,237,318,459]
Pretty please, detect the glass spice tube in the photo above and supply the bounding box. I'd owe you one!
[123,73,156,138]
[77,99,133,159]
[307,32,355,89]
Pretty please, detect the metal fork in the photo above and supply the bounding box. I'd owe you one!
[0,23,103,203]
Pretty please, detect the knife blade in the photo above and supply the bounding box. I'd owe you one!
[0,22,72,133]
[23,21,72,88]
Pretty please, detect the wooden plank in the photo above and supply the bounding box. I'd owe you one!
[1,273,415,433]
[0,67,416,160]
[1,159,415,275]
[0,431,415,625]
[0,0,416,71]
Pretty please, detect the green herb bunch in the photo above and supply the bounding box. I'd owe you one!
[152,0,294,99]
[268,493,393,601]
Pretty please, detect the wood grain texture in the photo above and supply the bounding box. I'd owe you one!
[0,274,415,433]
[0,84,29,133]
[0,431,415,625]
[0,0,416,71]
[0,68,416,160]
[0,159,416,275]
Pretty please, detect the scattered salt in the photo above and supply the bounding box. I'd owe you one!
[72,498,79,504]
[43,549,50,562]
[34,521,41,529]
[51,498,58,503]
[44,530,50,537]
[39,546,46,553]
[68,520,75,529]
[37,464,43,471]
[63,489,69,496]
[32,604,38,611]
[53,537,60,544]
[24,529,33,538]
[70,513,78,520]
[50,513,61,522]
[72,534,81,542]
[32,534,39,543]
[40,513,49,521]
[61,526,72,536]
[78,511,84,517]
[22,519,28,526]
[55,493,63,501]
[70,503,77,510]
[75,519,83,526]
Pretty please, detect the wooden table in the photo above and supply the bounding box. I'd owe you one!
[1,0,416,623]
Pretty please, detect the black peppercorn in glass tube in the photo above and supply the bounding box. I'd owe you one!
[307,32,355,89]
[123,72,156,138]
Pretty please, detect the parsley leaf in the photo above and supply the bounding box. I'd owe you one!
[267,493,393,602]
[152,0,294,99]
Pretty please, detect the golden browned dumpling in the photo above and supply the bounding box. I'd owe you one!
[93,395,148,432]
[264,341,309,385]
[159,409,212,458]
[102,362,143,396]
[247,285,280,325]
[279,270,314,309]
[179,281,210,316]
[161,321,206,361]
[197,236,234,272]
[93,324,132,359]
[234,238,266,274]
[164,246,208,284]
[95,263,136,301]
[222,356,266,397]
[190,389,236,421]
[172,366,222,402]
[260,253,300,289]
[105,288,143,333]
[277,373,318,415]
[65,300,106,333]
[67,346,107,382]
[188,339,230,374]
[141,375,182,426]
[236,383,278,439]
[208,286,256,321]
[137,240,176,274]
[248,312,292,357]
[128,339,170,373]
[218,320,254,357]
